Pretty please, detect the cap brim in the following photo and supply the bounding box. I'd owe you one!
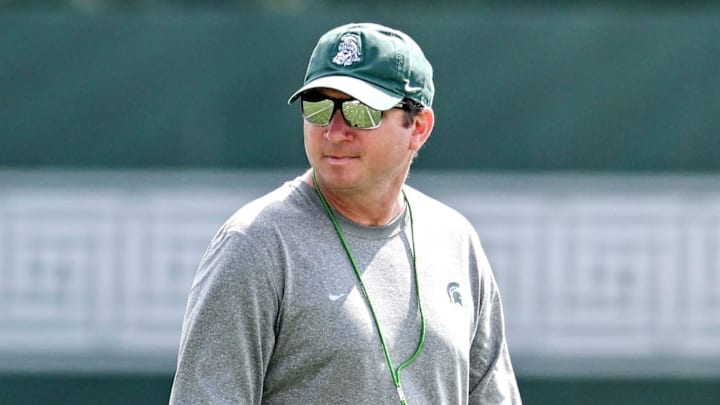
[287,76,402,111]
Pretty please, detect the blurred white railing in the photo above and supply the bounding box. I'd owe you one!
[1,170,719,376]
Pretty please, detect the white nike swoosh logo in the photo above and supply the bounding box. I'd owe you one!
[328,293,345,301]
[404,82,423,92]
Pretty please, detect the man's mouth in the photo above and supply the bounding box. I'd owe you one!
[325,154,358,163]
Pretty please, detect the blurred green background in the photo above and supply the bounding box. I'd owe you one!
[1,373,719,404]
[2,1,720,404]
[2,2,719,172]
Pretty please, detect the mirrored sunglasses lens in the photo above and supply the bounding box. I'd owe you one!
[302,99,334,125]
[342,101,382,129]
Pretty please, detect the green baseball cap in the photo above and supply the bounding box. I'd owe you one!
[288,22,434,110]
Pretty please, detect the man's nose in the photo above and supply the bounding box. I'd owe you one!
[324,110,353,141]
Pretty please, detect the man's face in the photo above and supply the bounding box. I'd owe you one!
[303,88,419,196]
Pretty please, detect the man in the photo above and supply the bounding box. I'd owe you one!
[170,22,521,404]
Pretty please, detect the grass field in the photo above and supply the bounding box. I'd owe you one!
[1,373,718,404]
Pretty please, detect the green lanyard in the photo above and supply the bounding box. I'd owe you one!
[312,171,426,405]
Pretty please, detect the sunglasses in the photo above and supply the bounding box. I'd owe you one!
[301,92,406,129]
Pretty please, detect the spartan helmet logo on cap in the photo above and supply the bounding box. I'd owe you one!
[332,33,362,66]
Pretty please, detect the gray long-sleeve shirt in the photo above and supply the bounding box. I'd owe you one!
[170,176,521,404]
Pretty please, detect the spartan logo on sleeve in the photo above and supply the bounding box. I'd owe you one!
[447,282,463,306]
[332,33,362,66]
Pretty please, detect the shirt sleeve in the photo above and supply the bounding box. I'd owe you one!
[169,230,280,404]
[468,236,523,404]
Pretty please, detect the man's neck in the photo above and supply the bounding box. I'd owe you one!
[304,170,405,226]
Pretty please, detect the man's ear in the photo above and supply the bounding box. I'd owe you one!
[409,107,435,152]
